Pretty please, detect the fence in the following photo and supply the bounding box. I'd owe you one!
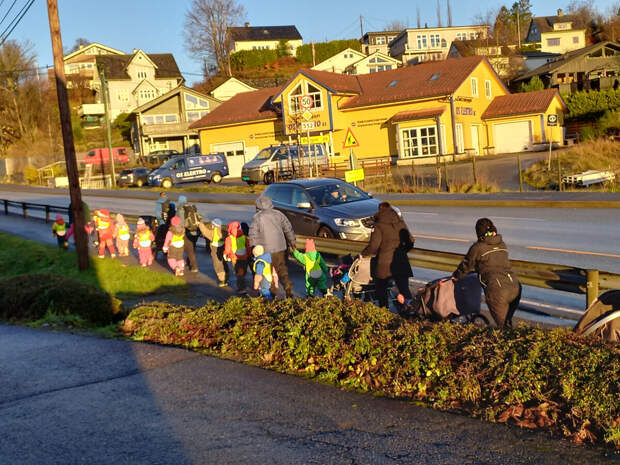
[3,198,619,312]
[274,157,391,184]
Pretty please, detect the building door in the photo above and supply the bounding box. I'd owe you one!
[493,121,532,154]
[470,125,480,155]
[210,141,245,178]
[455,123,464,153]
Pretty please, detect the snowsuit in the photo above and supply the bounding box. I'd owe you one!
[163,222,186,276]
[199,221,227,285]
[115,214,131,256]
[224,221,250,291]
[94,209,116,258]
[293,246,328,297]
[253,252,278,300]
[52,215,69,249]
[133,224,155,267]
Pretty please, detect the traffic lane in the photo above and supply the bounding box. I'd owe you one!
[1,325,613,465]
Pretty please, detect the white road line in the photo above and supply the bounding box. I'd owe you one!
[402,211,439,216]
[527,246,620,259]
[492,216,546,221]
[520,299,583,315]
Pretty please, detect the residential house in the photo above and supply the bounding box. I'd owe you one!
[93,50,184,120]
[190,56,566,178]
[515,41,620,93]
[61,42,125,90]
[524,9,586,54]
[345,51,401,75]
[129,85,221,156]
[448,40,524,79]
[312,48,367,73]
[361,30,402,55]
[209,77,257,102]
[228,24,302,55]
[520,51,561,72]
[390,25,489,64]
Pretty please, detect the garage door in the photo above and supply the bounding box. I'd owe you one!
[493,121,532,154]
[211,141,246,178]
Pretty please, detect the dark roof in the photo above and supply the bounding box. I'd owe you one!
[228,25,302,42]
[131,85,218,114]
[189,86,280,129]
[482,89,563,119]
[530,15,584,34]
[521,51,561,58]
[450,40,515,57]
[95,53,182,80]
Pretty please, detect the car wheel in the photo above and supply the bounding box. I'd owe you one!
[263,171,274,185]
[211,172,222,183]
[317,226,335,239]
[162,178,172,189]
[136,179,144,187]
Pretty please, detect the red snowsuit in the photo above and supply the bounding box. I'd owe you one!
[94,209,116,258]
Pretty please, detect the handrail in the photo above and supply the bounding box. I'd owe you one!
[2,198,618,310]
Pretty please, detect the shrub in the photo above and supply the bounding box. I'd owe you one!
[230,49,278,71]
[519,75,545,93]
[122,297,620,448]
[295,39,361,65]
[23,165,39,184]
[563,89,620,122]
[0,273,123,326]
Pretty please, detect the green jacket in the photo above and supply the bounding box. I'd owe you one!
[293,249,328,282]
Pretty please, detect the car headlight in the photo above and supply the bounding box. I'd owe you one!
[334,218,360,227]
[261,165,269,173]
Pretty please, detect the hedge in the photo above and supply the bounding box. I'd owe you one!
[563,89,620,122]
[229,49,279,71]
[122,297,620,448]
[296,39,362,65]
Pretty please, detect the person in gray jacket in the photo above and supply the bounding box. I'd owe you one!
[249,195,296,298]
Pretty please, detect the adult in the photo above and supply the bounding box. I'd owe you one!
[249,195,296,298]
[176,195,199,273]
[452,218,522,328]
[361,202,414,308]
[321,186,347,206]
[154,192,168,223]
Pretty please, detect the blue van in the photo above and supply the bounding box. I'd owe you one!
[147,153,229,188]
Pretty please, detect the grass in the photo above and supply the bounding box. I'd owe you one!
[523,139,620,191]
[0,232,188,298]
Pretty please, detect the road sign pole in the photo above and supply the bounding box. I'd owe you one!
[307,128,311,177]
[547,125,552,170]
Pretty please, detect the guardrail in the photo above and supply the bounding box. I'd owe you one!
[2,199,618,311]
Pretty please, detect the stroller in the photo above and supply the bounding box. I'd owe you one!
[406,274,489,325]
[327,255,376,301]
[574,290,620,342]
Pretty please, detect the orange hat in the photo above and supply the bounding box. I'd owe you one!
[305,238,316,252]
[170,216,181,227]
[99,209,110,218]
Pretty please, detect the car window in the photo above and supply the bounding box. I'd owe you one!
[306,182,369,207]
[265,184,294,206]
[254,147,274,160]
[173,159,186,170]
[273,147,290,161]
[291,187,310,206]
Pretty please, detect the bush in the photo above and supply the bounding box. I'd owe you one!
[23,165,39,184]
[0,274,123,326]
[122,297,620,448]
[563,89,620,122]
[519,75,545,93]
[295,39,361,65]
[230,49,278,71]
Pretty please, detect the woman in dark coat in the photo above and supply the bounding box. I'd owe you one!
[452,218,521,327]
[361,202,414,308]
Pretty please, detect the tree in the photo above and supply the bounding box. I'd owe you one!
[384,21,407,31]
[184,0,245,76]
[66,37,90,55]
[276,39,291,57]
[519,75,545,92]
[566,0,604,42]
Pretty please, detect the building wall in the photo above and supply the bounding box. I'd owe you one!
[233,39,303,54]
[541,29,586,53]
[312,50,366,73]
[349,54,400,75]
[210,80,255,101]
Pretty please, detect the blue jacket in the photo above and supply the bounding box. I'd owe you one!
[155,196,168,222]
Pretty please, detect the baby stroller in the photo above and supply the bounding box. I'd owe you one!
[406,274,489,326]
[327,255,377,302]
[574,290,620,342]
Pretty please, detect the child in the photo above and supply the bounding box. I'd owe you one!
[93,209,116,258]
[293,238,329,297]
[200,218,227,287]
[51,213,69,249]
[163,216,186,276]
[224,221,250,293]
[115,214,131,257]
[133,218,155,267]
[252,245,278,300]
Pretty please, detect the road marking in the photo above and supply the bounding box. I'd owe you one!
[520,299,583,315]
[527,246,620,259]
[415,234,469,243]
[402,211,439,216]
[493,216,545,221]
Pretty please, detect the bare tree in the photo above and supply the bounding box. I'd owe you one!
[437,0,442,27]
[447,0,453,27]
[473,8,498,44]
[184,0,245,76]
[65,37,90,55]
[384,20,407,31]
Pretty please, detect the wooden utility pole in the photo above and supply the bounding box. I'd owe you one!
[98,66,116,187]
[46,0,89,270]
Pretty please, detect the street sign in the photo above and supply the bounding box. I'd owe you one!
[301,134,330,144]
[301,121,315,131]
[299,95,313,109]
[345,168,365,183]
[302,109,313,121]
[547,114,558,126]
[342,128,360,149]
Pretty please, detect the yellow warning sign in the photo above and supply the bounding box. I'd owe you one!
[342,128,359,149]
[345,168,365,183]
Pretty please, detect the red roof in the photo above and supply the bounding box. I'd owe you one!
[189,87,280,129]
[482,89,562,119]
[391,107,445,122]
[295,68,361,94]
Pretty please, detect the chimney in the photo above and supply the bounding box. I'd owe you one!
[244,22,250,28]
[557,8,563,16]
[132,48,138,54]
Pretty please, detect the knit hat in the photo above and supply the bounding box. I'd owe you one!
[475,218,497,239]
[212,218,222,227]
[99,209,110,219]
[178,195,187,204]
[253,245,264,257]
[55,213,63,221]
[305,238,316,252]
[170,216,181,227]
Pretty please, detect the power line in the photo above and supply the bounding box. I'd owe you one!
[0,0,36,46]
[0,0,18,29]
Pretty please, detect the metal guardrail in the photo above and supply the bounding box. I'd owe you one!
[2,199,618,311]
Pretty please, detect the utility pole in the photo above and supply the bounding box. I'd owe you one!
[359,14,363,38]
[46,0,89,270]
[98,66,116,187]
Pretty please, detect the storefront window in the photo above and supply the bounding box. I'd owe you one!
[401,126,438,158]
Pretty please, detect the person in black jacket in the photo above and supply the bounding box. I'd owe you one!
[452,218,521,327]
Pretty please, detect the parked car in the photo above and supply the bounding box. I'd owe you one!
[262,178,383,241]
[118,167,151,187]
[147,153,229,188]
[145,149,180,166]
[80,147,129,166]
[241,143,327,185]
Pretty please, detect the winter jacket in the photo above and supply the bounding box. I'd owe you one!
[224,221,249,261]
[133,225,155,249]
[176,196,187,225]
[249,196,296,254]
[453,234,517,286]
[164,225,186,260]
[293,249,328,284]
[361,206,412,279]
[155,197,168,222]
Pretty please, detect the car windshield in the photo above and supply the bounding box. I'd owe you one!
[306,183,370,207]
[120,169,132,175]
[254,147,275,160]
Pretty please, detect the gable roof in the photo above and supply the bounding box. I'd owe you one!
[450,40,515,57]
[274,69,362,100]
[210,77,256,95]
[482,89,564,119]
[312,48,367,70]
[63,42,124,61]
[530,15,583,35]
[352,51,401,66]
[131,85,219,114]
[95,53,182,80]
[189,86,280,129]
[228,25,302,42]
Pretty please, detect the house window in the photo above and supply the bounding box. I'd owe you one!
[401,126,438,158]
[471,77,478,97]
[573,36,579,43]
[430,34,441,48]
[186,110,209,122]
[307,83,322,109]
[547,38,560,47]
[375,36,386,45]
[288,83,303,113]
[469,33,476,40]
[456,32,466,41]
[164,115,178,123]
[484,80,492,99]
[139,89,155,100]
[416,35,427,49]
[287,81,323,114]
[137,71,147,79]
[117,89,129,102]
[142,115,154,125]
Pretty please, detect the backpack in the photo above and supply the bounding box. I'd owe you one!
[161,200,175,223]
[184,204,201,231]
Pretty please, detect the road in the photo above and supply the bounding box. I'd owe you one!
[1,324,616,465]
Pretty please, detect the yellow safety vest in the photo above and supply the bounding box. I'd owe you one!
[118,225,130,240]
[304,254,324,279]
[97,218,110,230]
[231,235,247,256]
[211,227,223,247]
[253,258,272,283]
[171,232,184,248]
[53,221,66,236]
[137,229,152,247]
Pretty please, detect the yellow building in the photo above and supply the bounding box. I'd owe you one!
[190,56,566,177]
[228,24,303,55]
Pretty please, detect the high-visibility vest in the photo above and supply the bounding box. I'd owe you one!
[171,232,184,248]
[231,235,247,256]
[137,229,152,247]
[117,225,130,241]
[53,221,66,237]
[211,227,223,247]
[253,258,272,283]
[304,254,324,279]
[97,218,110,230]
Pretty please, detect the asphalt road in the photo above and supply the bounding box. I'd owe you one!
[1,325,617,465]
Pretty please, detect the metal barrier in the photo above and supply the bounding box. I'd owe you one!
[2,198,619,310]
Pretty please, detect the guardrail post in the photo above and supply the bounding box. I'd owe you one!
[586,269,599,309]
[45,206,50,223]
[22,202,27,218]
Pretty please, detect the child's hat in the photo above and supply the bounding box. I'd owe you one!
[99,209,110,218]
[253,245,264,257]
[305,238,316,252]
[170,216,181,227]
[212,218,222,227]
[55,213,63,221]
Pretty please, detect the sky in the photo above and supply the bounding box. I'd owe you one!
[8,0,620,86]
